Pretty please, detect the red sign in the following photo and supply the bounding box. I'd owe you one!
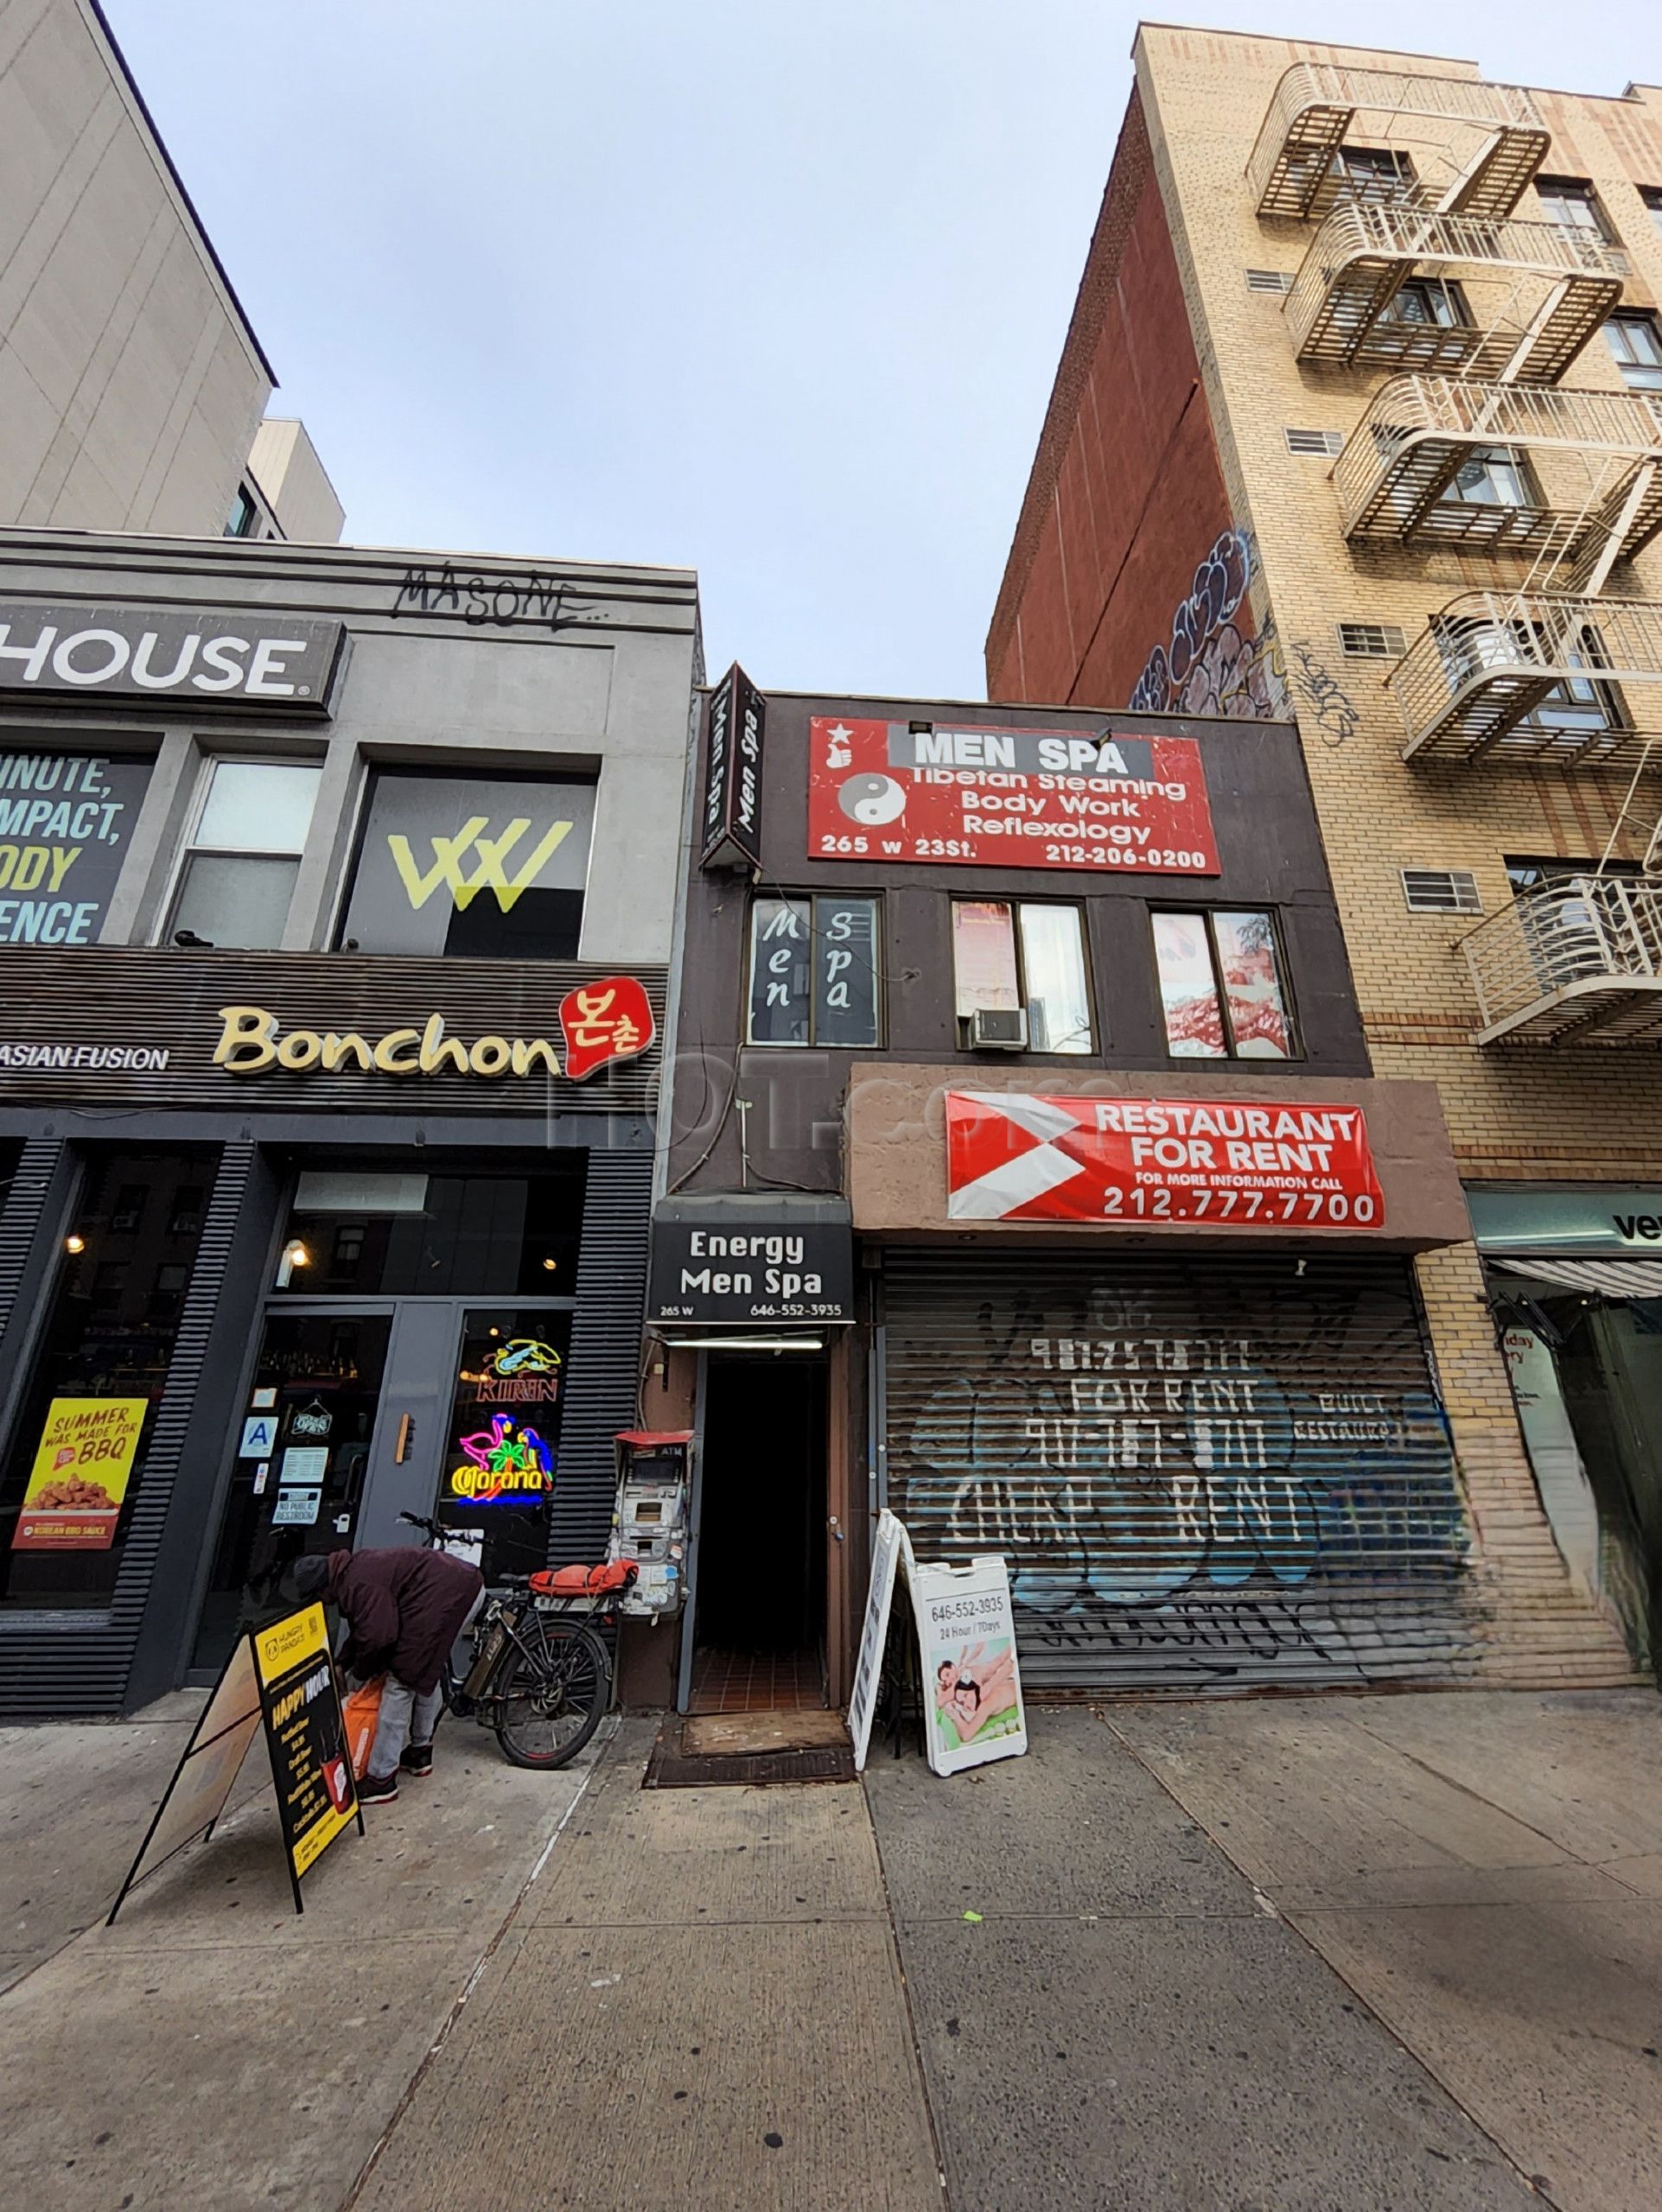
[946,1092,1385,1229]
[808,718,1219,874]
[557,976,655,1082]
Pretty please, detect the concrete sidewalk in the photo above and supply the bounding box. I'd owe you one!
[0,1704,605,2212]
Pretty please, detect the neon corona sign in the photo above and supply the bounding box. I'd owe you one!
[446,1414,554,1505]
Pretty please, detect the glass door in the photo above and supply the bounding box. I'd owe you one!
[192,1311,392,1670]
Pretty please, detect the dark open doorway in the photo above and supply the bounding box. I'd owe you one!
[689,1353,827,1711]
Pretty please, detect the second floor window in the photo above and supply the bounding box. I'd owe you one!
[1604,313,1662,393]
[1152,911,1296,1060]
[952,900,1092,1054]
[747,895,881,1046]
[168,760,322,950]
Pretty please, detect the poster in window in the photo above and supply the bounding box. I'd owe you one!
[952,903,1020,1015]
[10,1396,148,1550]
[1151,913,1225,1057]
[0,753,153,950]
[807,719,1219,874]
[1213,912,1292,1058]
[339,772,596,959]
[748,898,812,1043]
[812,899,880,1046]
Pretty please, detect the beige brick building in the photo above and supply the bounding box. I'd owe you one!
[989,26,1662,1683]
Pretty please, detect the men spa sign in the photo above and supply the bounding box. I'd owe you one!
[212,978,654,1083]
[808,718,1219,874]
[0,602,346,712]
[946,1092,1385,1228]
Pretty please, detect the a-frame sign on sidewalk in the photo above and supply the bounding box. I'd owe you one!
[109,1603,361,1922]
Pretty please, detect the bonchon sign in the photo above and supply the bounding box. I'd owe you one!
[807,718,1219,874]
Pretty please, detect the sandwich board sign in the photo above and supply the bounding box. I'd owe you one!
[109,1603,360,1921]
[850,1510,1027,1778]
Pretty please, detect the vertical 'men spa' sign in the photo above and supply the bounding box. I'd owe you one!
[700,663,766,873]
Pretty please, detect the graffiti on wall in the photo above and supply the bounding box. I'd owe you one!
[1127,530,1289,721]
[895,1274,1474,1686]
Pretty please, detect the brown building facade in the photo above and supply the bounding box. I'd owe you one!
[645,672,1610,1713]
[989,26,1661,1680]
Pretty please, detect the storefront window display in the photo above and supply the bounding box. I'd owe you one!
[0,1147,217,1607]
[439,1308,574,1582]
[275,1163,585,1295]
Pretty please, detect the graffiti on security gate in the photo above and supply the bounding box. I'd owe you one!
[895,1276,1472,1682]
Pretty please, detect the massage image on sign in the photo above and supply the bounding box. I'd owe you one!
[931,1638,1022,1753]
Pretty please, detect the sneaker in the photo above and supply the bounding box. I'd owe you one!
[400,1743,434,1778]
[357,1769,399,1804]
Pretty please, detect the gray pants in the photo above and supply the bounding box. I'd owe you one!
[366,1585,485,1778]
[369,1676,443,1778]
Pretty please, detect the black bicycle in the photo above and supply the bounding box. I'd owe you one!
[398,1511,634,1770]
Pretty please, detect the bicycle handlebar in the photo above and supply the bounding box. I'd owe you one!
[398,1510,449,1543]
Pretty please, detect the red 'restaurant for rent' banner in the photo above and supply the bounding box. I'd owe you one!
[946,1092,1385,1228]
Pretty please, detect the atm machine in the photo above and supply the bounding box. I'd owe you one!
[609,1431,692,1618]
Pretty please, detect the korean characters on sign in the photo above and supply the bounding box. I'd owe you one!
[557,976,654,1081]
[807,720,1219,875]
[946,1092,1385,1229]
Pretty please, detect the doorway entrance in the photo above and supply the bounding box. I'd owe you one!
[685,1353,827,1713]
[190,1297,572,1674]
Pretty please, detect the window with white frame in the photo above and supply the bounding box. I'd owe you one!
[1151,910,1296,1059]
[167,760,322,949]
[1604,313,1662,393]
[951,900,1092,1053]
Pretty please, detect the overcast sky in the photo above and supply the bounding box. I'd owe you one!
[106,0,1654,699]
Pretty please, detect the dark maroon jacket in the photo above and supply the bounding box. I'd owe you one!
[324,1546,484,1695]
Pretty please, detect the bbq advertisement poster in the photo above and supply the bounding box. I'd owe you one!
[10,1396,147,1550]
[806,718,1219,875]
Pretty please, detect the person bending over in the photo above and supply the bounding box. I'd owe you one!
[292,1545,484,1804]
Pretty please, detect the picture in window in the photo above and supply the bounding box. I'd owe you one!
[338,770,597,959]
[0,750,153,950]
[952,901,1092,1054]
[1153,911,1295,1059]
[747,895,881,1046]
[169,760,322,950]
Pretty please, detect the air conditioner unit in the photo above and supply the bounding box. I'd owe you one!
[969,1007,1028,1051]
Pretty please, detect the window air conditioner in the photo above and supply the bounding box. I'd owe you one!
[969,1007,1028,1051]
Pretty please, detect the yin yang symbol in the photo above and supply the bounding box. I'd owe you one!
[838,773,907,825]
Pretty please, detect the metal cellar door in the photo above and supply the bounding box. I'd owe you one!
[881,1249,1477,1694]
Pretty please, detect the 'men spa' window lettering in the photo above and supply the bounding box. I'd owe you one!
[747,896,881,1046]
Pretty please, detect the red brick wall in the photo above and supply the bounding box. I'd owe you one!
[986,93,1255,715]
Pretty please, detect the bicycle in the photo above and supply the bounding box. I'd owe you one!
[398,1511,636,1770]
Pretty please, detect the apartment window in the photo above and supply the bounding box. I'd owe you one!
[1506,856,1640,893]
[1329,146,1414,202]
[1377,279,1468,329]
[1436,615,1625,739]
[1604,313,1662,393]
[1284,427,1345,456]
[223,484,259,539]
[167,760,322,949]
[1402,869,1482,915]
[1152,911,1296,1060]
[1643,188,1662,238]
[1534,177,1616,243]
[1437,445,1536,509]
[1337,622,1407,659]
[747,895,882,1046]
[952,900,1092,1054]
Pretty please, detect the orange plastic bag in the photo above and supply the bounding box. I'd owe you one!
[342,1675,386,1782]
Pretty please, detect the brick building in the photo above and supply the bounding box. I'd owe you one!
[988,25,1662,1680]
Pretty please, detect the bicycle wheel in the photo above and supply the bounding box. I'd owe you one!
[494,1616,608,1769]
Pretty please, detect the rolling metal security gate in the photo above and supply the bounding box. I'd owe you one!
[883,1248,1480,1693]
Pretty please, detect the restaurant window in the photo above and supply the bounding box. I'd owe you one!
[952,900,1092,1054]
[274,1164,586,1297]
[1603,313,1662,393]
[438,1307,574,1584]
[1152,911,1296,1060]
[167,759,322,950]
[747,895,882,1046]
[0,1147,217,1608]
[337,769,596,958]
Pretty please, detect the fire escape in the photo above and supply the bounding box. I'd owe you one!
[1251,61,1662,1046]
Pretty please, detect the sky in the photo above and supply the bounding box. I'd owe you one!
[105,0,1656,700]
